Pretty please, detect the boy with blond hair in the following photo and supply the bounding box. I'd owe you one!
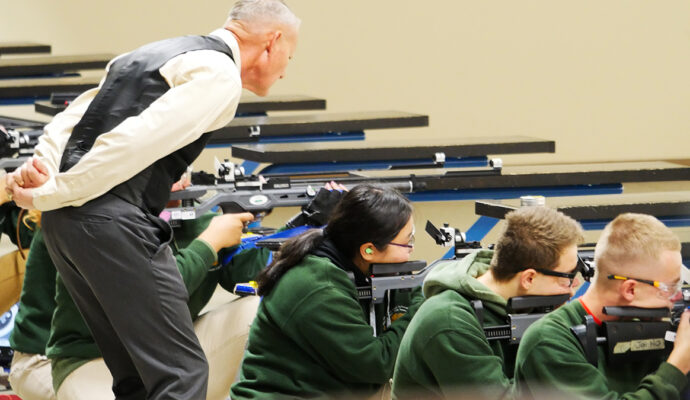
[515,213,690,399]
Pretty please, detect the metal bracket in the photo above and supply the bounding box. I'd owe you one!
[248,125,261,138]
[433,152,446,165]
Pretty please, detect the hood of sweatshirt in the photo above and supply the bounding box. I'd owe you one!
[423,249,507,316]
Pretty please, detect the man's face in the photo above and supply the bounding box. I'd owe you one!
[526,244,580,297]
[249,29,298,96]
[625,250,683,310]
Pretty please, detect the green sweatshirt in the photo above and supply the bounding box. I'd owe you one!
[514,300,688,399]
[392,249,515,399]
[9,230,52,355]
[8,212,268,391]
[231,254,425,399]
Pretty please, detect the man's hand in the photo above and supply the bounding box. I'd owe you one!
[198,212,255,253]
[8,157,50,189]
[5,186,35,209]
[5,158,49,209]
[667,310,690,374]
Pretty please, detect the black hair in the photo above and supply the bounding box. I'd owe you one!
[256,184,412,295]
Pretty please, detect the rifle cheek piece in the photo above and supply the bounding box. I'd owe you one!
[571,301,689,368]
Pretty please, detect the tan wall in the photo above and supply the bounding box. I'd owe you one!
[2,0,689,165]
[2,1,690,260]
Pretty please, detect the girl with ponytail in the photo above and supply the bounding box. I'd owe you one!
[232,184,425,399]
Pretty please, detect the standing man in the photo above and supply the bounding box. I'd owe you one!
[5,1,300,398]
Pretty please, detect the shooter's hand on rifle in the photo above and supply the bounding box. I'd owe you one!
[198,212,255,253]
[286,181,347,228]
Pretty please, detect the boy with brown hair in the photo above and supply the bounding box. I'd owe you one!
[392,206,584,399]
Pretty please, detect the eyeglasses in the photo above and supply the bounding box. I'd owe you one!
[534,268,578,287]
[607,274,683,299]
[389,234,415,249]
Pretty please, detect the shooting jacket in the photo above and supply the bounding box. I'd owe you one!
[392,249,515,399]
[231,252,424,399]
[514,299,688,399]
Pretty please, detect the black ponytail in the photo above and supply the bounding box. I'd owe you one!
[257,184,412,296]
[256,228,324,295]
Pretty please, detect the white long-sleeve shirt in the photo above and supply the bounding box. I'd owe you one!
[32,28,242,211]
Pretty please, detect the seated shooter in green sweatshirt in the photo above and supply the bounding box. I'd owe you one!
[231,185,425,399]
[392,206,584,399]
[515,213,690,399]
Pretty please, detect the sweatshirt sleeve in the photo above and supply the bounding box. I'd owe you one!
[175,238,217,293]
[217,247,271,293]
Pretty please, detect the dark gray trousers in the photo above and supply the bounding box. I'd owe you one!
[42,194,208,400]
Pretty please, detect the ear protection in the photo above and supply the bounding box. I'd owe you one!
[365,248,373,255]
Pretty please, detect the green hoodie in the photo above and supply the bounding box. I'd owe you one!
[392,249,516,399]
[514,299,688,399]
[231,254,425,399]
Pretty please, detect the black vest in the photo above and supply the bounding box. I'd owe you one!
[60,35,235,214]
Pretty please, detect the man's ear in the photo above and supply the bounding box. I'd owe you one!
[520,269,537,290]
[360,243,375,262]
[620,279,636,302]
[266,30,282,53]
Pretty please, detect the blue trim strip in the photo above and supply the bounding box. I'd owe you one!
[0,72,79,81]
[0,97,48,105]
[260,156,488,175]
[204,131,365,148]
[258,131,365,144]
[580,215,690,231]
[407,184,623,203]
[234,112,267,117]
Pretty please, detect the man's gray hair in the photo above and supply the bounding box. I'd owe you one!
[228,0,301,30]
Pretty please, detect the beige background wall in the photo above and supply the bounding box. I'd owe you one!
[2,1,689,164]
[2,1,689,261]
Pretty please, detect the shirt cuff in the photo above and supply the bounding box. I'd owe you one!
[32,178,59,211]
[189,238,218,266]
[657,362,689,392]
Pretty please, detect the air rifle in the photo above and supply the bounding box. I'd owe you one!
[164,159,502,224]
